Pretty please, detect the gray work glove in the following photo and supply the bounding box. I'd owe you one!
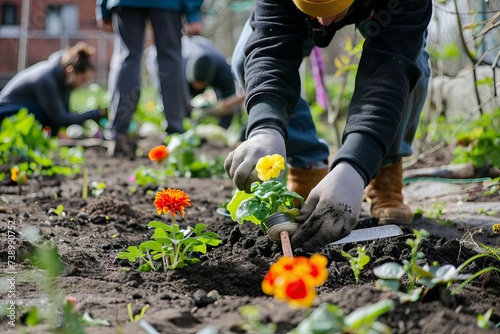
[291,162,365,252]
[224,128,286,192]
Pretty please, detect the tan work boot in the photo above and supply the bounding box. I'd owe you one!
[287,165,329,205]
[365,160,413,225]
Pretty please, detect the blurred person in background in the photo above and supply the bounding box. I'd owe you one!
[0,42,105,136]
[145,35,245,130]
[96,0,204,157]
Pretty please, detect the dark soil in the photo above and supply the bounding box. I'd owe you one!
[1,141,499,334]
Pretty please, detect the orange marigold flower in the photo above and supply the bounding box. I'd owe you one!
[148,145,169,163]
[262,255,328,308]
[274,277,317,308]
[154,188,191,218]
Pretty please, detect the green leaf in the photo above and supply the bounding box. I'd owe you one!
[344,299,395,330]
[376,278,401,292]
[24,307,41,327]
[227,190,255,221]
[373,262,405,279]
[116,246,144,262]
[32,246,65,278]
[237,198,270,223]
[194,223,207,234]
[140,240,164,253]
[147,221,172,231]
[292,303,344,334]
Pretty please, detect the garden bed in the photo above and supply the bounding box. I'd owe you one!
[1,141,499,334]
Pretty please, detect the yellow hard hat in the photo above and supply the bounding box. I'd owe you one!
[292,0,355,18]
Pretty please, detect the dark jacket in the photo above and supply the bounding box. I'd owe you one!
[244,0,432,185]
[96,0,204,23]
[183,36,236,101]
[0,52,100,131]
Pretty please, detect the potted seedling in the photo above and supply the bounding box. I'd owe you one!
[227,154,304,256]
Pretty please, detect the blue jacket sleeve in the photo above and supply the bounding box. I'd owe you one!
[181,0,204,23]
[96,0,111,21]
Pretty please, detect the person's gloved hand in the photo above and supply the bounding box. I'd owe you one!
[224,128,286,192]
[291,161,365,252]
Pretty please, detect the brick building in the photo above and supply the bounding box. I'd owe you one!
[0,0,114,88]
[0,0,252,89]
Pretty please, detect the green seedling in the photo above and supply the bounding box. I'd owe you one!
[238,305,277,334]
[482,178,499,196]
[452,109,500,169]
[340,246,370,284]
[24,242,109,334]
[290,300,395,334]
[414,263,472,290]
[90,181,107,197]
[227,179,303,229]
[476,207,497,216]
[127,303,149,323]
[476,308,493,330]
[164,129,226,178]
[374,230,497,303]
[450,244,500,295]
[117,222,222,271]
[48,204,66,217]
[1,108,86,179]
[373,229,430,302]
[414,202,454,227]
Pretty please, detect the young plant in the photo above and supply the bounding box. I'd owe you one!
[117,188,222,271]
[374,229,475,302]
[227,154,303,232]
[450,243,500,295]
[48,204,66,217]
[1,109,86,180]
[127,303,149,323]
[340,246,370,284]
[452,108,500,168]
[21,242,109,332]
[414,202,454,227]
[476,308,493,330]
[90,181,107,197]
[238,305,277,334]
[290,300,395,334]
[373,229,430,302]
[261,254,328,308]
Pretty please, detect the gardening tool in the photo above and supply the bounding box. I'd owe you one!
[266,217,403,256]
[329,225,404,245]
[264,213,298,257]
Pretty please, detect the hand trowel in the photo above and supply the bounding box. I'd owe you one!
[329,224,404,245]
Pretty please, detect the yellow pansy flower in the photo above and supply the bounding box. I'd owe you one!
[256,154,285,181]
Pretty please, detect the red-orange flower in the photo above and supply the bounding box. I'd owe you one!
[154,188,191,218]
[148,145,169,163]
[261,254,328,307]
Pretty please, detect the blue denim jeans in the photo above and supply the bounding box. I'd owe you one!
[232,19,430,169]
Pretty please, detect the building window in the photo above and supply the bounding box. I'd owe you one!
[46,4,79,35]
[1,4,18,26]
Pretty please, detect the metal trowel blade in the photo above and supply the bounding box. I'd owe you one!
[329,224,404,245]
